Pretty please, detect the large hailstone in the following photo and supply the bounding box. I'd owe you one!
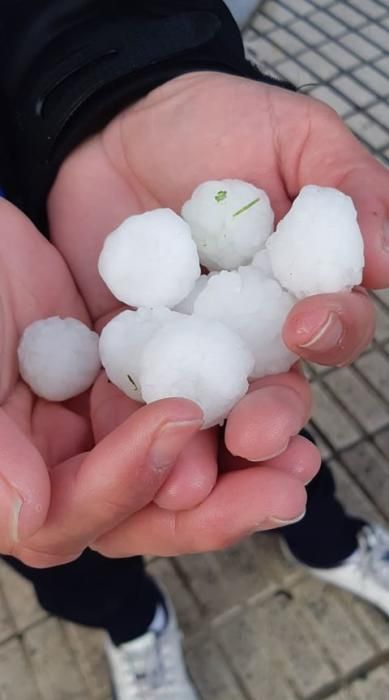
[99,307,180,402]
[267,185,364,298]
[18,317,100,401]
[98,209,201,307]
[181,179,274,270]
[139,316,255,428]
[194,266,297,378]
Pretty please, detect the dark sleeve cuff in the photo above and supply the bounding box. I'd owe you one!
[0,0,295,232]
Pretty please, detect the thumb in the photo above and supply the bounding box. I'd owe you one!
[294,99,389,289]
[0,409,50,552]
[17,390,203,566]
[71,391,204,538]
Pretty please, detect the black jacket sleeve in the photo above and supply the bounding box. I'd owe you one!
[0,1,294,232]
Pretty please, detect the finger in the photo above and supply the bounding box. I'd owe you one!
[92,467,307,557]
[219,434,321,486]
[291,99,389,289]
[93,373,218,512]
[0,199,90,328]
[225,370,311,461]
[284,289,375,366]
[336,165,389,290]
[0,409,50,552]
[154,429,218,511]
[17,398,203,566]
[77,398,203,533]
[264,435,321,484]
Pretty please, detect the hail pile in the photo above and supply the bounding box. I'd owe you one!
[18,181,364,428]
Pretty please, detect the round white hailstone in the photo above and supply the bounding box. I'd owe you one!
[194,266,297,378]
[139,316,254,428]
[99,307,181,401]
[251,248,273,277]
[18,317,100,401]
[266,185,365,298]
[98,209,201,308]
[181,179,274,271]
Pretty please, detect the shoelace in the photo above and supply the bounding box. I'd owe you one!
[357,524,389,586]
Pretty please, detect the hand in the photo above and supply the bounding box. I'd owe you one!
[3,76,335,567]
[43,71,384,558]
[46,71,384,557]
[0,199,92,559]
[0,200,215,567]
[49,71,380,366]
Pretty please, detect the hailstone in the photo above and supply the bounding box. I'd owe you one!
[18,317,100,401]
[98,208,201,307]
[139,315,255,428]
[99,307,181,401]
[194,266,297,378]
[181,179,274,270]
[21,182,366,428]
[267,185,364,298]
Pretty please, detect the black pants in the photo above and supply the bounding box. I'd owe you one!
[3,430,365,645]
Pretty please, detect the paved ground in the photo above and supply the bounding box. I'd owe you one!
[1,1,389,699]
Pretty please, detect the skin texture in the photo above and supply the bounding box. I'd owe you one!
[0,72,385,565]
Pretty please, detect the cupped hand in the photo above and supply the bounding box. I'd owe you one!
[45,71,386,557]
[2,74,339,567]
[0,200,228,567]
[0,199,91,556]
[49,72,382,358]
[41,71,386,558]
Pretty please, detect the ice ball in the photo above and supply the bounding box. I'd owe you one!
[99,307,181,401]
[267,185,364,298]
[18,317,100,401]
[194,266,297,378]
[139,315,254,428]
[182,179,274,270]
[98,209,201,308]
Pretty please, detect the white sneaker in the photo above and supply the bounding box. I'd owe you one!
[281,524,389,616]
[224,0,262,29]
[105,594,199,700]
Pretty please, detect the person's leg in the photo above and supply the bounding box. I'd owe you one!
[279,429,389,618]
[281,429,365,568]
[3,551,199,698]
[3,549,162,644]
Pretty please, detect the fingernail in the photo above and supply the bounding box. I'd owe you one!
[0,475,23,543]
[382,219,389,252]
[298,312,343,352]
[269,510,306,526]
[149,419,203,471]
[247,438,290,463]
